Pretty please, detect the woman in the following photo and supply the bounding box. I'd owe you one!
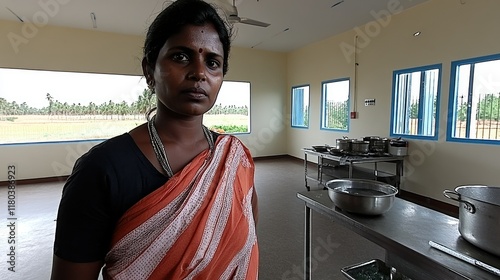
[50,0,258,279]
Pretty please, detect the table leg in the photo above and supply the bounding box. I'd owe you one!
[318,156,323,185]
[396,160,402,191]
[304,153,310,191]
[304,205,312,280]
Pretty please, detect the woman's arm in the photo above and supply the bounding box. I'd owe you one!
[50,255,103,280]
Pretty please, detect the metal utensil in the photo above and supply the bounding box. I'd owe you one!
[326,179,398,215]
[443,186,500,257]
[428,240,500,277]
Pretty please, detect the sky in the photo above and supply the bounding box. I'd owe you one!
[0,68,250,109]
[324,79,349,102]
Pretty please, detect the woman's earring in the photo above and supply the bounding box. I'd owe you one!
[148,81,155,94]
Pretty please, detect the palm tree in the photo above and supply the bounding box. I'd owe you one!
[0,97,8,118]
[137,88,154,117]
[46,93,54,118]
[20,102,29,115]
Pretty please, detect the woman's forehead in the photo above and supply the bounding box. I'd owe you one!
[163,24,223,56]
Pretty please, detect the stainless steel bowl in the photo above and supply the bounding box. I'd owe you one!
[326,179,398,215]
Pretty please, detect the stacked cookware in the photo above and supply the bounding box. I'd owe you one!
[333,136,408,156]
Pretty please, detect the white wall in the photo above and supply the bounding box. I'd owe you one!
[0,21,287,181]
[286,0,500,202]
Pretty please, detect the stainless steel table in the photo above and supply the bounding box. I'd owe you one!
[297,190,500,280]
[302,148,404,191]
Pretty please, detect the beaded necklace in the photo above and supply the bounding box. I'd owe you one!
[146,108,214,177]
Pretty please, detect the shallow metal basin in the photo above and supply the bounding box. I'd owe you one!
[326,179,398,215]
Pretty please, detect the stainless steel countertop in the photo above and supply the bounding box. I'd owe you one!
[302,148,405,164]
[297,190,500,280]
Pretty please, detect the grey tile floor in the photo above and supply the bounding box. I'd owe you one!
[0,156,384,280]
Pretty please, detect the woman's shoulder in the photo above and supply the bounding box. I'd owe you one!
[92,133,135,152]
[74,133,138,169]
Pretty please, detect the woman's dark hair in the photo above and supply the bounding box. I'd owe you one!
[143,0,232,75]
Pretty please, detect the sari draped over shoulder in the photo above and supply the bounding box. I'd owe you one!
[103,135,258,280]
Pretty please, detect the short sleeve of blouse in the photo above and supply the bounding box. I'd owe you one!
[53,148,114,262]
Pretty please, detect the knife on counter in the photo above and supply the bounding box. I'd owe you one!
[429,240,500,277]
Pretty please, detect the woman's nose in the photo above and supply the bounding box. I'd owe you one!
[187,61,206,81]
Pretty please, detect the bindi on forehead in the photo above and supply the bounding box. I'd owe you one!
[199,48,203,53]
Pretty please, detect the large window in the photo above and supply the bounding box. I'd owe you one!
[0,68,250,144]
[321,78,349,131]
[291,85,309,128]
[447,54,500,144]
[390,64,441,140]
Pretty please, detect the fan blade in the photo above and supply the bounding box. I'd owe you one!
[228,15,241,23]
[239,18,270,27]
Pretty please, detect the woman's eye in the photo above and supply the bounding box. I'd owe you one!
[207,59,221,69]
[172,53,189,62]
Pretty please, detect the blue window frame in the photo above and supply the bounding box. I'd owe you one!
[320,78,350,131]
[291,85,310,128]
[447,53,500,144]
[390,64,441,140]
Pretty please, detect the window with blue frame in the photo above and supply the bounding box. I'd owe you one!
[390,64,441,139]
[447,53,500,143]
[291,85,309,128]
[321,78,349,131]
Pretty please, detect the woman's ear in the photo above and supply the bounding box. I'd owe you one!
[142,58,154,87]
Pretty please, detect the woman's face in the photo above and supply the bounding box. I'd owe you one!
[151,23,224,118]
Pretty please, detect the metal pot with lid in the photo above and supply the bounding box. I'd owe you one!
[443,185,500,257]
[364,136,389,153]
[389,138,408,156]
[336,137,352,152]
[363,136,380,145]
[351,140,370,154]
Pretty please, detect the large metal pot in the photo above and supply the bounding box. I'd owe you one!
[372,138,389,153]
[443,185,500,257]
[326,179,398,215]
[389,138,408,156]
[363,136,379,149]
[336,137,352,152]
[351,140,370,154]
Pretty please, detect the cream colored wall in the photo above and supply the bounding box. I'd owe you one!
[224,48,288,157]
[0,20,287,181]
[286,0,500,202]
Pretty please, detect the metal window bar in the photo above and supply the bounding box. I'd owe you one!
[325,100,348,130]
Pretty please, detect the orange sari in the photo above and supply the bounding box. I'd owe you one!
[103,135,258,280]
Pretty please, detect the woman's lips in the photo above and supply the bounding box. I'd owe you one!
[182,87,207,99]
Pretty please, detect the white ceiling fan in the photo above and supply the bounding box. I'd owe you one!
[223,0,270,27]
[165,0,270,28]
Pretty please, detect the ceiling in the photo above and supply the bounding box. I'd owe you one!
[0,0,430,52]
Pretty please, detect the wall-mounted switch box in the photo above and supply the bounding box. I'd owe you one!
[365,99,376,106]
